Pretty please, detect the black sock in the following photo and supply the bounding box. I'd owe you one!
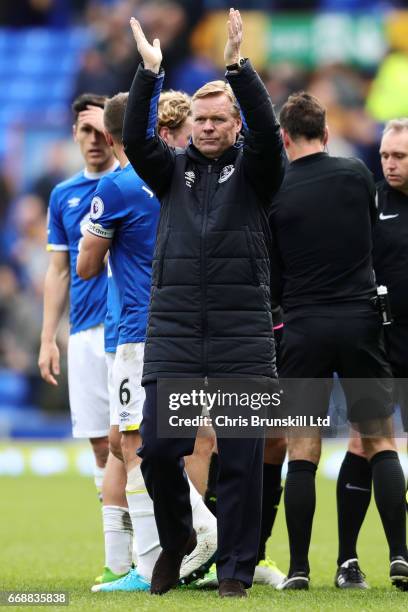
[371,450,408,560]
[257,463,283,563]
[284,460,317,575]
[204,452,218,517]
[337,451,372,566]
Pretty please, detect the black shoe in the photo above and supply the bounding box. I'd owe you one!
[150,530,197,595]
[390,556,408,591]
[335,559,369,589]
[276,571,309,590]
[218,579,247,598]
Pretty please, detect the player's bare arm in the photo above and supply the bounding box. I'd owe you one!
[38,251,70,386]
[77,231,111,280]
[129,17,162,74]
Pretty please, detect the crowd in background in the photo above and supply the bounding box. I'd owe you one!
[0,0,407,413]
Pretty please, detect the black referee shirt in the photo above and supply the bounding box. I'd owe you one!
[373,180,408,319]
[269,152,377,319]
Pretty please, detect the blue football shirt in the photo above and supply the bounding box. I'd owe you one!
[87,163,160,345]
[47,165,117,335]
[105,258,120,353]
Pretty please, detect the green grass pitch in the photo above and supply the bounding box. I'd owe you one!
[1,473,406,611]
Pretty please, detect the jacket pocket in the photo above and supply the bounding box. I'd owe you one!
[244,226,260,286]
[157,229,170,288]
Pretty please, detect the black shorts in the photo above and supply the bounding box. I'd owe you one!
[384,320,408,431]
[278,310,393,425]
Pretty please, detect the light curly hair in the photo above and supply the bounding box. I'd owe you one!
[158,90,191,132]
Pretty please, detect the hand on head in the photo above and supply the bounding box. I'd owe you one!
[77,105,105,135]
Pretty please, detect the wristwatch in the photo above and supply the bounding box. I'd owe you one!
[225,58,246,72]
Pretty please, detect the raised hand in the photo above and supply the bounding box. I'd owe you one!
[130,17,162,74]
[224,8,243,66]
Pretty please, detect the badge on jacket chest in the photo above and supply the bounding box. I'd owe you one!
[218,164,235,183]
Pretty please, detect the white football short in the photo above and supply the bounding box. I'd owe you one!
[112,342,146,432]
[105,351,118,427]
[67,324,110,438]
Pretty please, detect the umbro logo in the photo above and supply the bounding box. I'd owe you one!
[185,170,195,188]
[119,411,130,419]
[68,197,81,207]
[379,212,399,220]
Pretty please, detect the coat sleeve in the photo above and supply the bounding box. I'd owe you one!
[226,60,285,205]
[123,64,176,199]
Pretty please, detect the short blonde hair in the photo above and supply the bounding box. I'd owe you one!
[192,81,240,118]
[383,118,408,135]
[158,90,191,132]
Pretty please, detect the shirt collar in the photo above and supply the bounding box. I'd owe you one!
[84,160,119,180]
[290,152,328,166]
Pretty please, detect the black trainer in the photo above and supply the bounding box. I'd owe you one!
[335,559,369,589]
[276,571,309,590]
[390,556,408,591]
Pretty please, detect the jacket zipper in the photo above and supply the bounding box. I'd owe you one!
[203,375,209,412]
[201,164,212,377]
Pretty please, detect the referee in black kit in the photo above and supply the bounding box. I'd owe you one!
[269,93,408,590]
[375,119,408,442]
[335,118,408,591]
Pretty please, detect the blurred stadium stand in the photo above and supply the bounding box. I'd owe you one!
[0,0,407,438]
[0,369,71,438]
[0,28,91,160]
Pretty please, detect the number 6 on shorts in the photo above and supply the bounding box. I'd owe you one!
[112,343,146,432]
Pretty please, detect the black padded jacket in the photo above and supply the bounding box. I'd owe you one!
[123,60,285,384]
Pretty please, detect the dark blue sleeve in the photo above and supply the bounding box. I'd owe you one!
[226,60,285,206]
[123,64,176,200]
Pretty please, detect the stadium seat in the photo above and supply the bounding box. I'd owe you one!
[0,27,92,131]
[0,369,30,407]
